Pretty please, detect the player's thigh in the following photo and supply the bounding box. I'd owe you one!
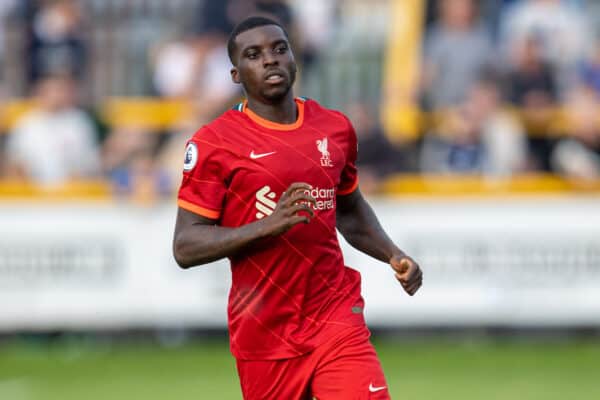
[311,330,390,400]
[236,356,313,400]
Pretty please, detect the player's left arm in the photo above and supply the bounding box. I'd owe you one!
[336,188,422,296]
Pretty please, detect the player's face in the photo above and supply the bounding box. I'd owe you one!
[231,25,296,103]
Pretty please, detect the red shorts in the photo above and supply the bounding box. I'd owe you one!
[236,326,390,400]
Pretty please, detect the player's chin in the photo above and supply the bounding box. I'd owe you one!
[261,84,291,101]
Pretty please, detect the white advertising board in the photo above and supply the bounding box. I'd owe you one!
[0,196,599,330]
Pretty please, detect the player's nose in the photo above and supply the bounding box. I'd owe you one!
[263,51,278,67]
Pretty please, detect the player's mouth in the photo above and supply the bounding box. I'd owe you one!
[264,70,286,84]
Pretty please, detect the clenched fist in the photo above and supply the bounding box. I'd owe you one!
[390,255,422,296]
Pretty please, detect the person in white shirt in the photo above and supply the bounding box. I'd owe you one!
[5,74,100,186]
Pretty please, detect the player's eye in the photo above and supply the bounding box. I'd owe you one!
[246,50,259,59]
[275,43,288,54]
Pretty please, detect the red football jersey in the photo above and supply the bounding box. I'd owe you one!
[178,97,366,360]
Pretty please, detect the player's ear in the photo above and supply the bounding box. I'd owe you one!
[231,67,240,84]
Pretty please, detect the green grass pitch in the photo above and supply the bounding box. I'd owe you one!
[1,336,599,399]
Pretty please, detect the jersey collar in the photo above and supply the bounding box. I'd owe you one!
[242,98,305,131]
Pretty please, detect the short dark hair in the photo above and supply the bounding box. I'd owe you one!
[227,16,288,65]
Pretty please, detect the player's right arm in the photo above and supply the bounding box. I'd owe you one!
[173,182,316,268]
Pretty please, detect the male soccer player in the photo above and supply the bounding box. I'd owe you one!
[173,16,422,400]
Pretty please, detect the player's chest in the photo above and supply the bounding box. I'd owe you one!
[228,129,348,184]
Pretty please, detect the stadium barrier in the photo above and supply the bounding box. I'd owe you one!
[1,195,598,330]
[0,174,599,200]
[0,97,593,137]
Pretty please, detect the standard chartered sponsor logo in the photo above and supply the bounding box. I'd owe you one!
[305,187,334,211]
[254,185,335,219]
[255,186,277,219]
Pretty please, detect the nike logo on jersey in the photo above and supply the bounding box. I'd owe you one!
[369,383,387,393]
[250,150,276,159]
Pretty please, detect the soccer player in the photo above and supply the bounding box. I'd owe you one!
[173,16,423,400]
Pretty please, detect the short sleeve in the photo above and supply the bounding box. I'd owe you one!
[337,118,359,196]
[177,128,230,219]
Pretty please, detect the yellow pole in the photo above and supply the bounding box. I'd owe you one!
[381,0,425,142]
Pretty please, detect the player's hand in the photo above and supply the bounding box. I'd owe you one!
[390,254,422,296]
[264,182,317,236]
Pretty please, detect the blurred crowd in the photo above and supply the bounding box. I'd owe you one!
[418,0,600,181]
[0,0,599,201]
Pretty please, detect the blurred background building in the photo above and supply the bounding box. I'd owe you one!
[0,1,599,399]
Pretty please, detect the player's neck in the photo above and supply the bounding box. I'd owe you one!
[246,93,297,125]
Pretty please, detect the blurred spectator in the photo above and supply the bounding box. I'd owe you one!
[194,0,256,37]
[102,125,170,203]
[255,0,294,28]
[577,38,600,97]
[506,35,557,171]
[27,0,87,85]
[506,35,557,105]
[102,125,155,175]
[151,33,239,118]
[193,41,241,114]
[421,0,494,110]
[0,0,17,70]
[123,149,171,204]
[500,0,591,91]
[4,74,100,185]
[152,34,203,99]
[551,85,600,180]
[288,0,338,69]
[420,78,527,176]
[346,102,404,193]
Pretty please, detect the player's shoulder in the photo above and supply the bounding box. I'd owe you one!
[303,97,353,129]
[188,124,219,145]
